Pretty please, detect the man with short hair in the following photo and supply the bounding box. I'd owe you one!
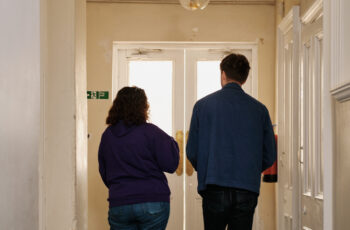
[186,53,276,230]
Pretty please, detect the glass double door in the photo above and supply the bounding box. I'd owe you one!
[115,47,254,230]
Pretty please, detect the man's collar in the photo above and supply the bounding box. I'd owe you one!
[223,82,243,90]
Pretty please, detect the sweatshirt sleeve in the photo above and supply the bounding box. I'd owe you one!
[186,103,199,170]
[98,134,109,188]
[262,106,277,172]
[152,126,180,173]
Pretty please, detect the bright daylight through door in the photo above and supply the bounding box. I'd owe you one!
[197,61,221,100]
[129,61,173,136]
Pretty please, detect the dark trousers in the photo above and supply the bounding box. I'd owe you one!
[201,185,258,230]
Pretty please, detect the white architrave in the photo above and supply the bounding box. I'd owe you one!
[87,0,276,5]
[331,82,350,102]
[301,0,323,25]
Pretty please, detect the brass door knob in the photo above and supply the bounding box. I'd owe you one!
[185,131,194,176]
[175,130,184,176]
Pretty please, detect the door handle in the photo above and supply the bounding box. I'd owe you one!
[298,147,304,164]
[175,130,195,176]
[175,130,184,176]
[185,131,194,176]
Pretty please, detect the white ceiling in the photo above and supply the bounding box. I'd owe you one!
[86,0,276,5]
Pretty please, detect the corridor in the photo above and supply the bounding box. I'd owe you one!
[1,0,350,230]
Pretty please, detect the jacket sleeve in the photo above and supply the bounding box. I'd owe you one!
[153,127,180,173]
[262,106,277,172]
[186,103,199,170]
[98,135,109,188]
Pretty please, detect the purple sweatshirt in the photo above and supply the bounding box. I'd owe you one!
[98,121,180,207]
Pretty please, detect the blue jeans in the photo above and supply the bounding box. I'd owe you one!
[108,202,170,230]
[201,185,258,230]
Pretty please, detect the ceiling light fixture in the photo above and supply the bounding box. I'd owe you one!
[179,0,210,11]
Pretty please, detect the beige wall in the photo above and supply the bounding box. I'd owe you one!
[335,100,350,230]
[87,3,276,230]
[300,0,317,15]
[333,0,350,229]
[284,0,301,15]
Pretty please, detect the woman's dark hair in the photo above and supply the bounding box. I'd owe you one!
[106,86,149,126]
[220,53,251,84]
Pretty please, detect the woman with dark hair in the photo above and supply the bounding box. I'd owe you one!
[98,86,179,230]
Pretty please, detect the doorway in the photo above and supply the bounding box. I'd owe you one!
[113,42,258,230]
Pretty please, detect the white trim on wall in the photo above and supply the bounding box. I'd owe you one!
[291,7,301,230]
[301,0,323,25]
[39,0,47,229]
[278,8,294,34]
[114,41,259,50]
[329,0,350,94]
[323,0,334,229]
[87,0,276,5]
[330,0,342,90]
[331,82,350,102]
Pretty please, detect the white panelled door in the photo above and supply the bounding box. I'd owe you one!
[299,3,324,229]
[277,6,301,230]
[277,3,324,230]
[114,43,258,230]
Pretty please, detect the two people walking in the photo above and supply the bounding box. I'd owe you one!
[98,53,277,230]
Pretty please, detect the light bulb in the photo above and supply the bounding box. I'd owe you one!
[179,0,210,11]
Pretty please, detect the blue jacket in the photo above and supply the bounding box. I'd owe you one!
[98,122,179,207]
[186,82,276,194]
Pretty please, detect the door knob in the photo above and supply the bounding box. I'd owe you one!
[175,130,184,176]
[185,131,194,176]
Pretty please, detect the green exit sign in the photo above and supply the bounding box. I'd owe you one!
[87,91,109,99]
